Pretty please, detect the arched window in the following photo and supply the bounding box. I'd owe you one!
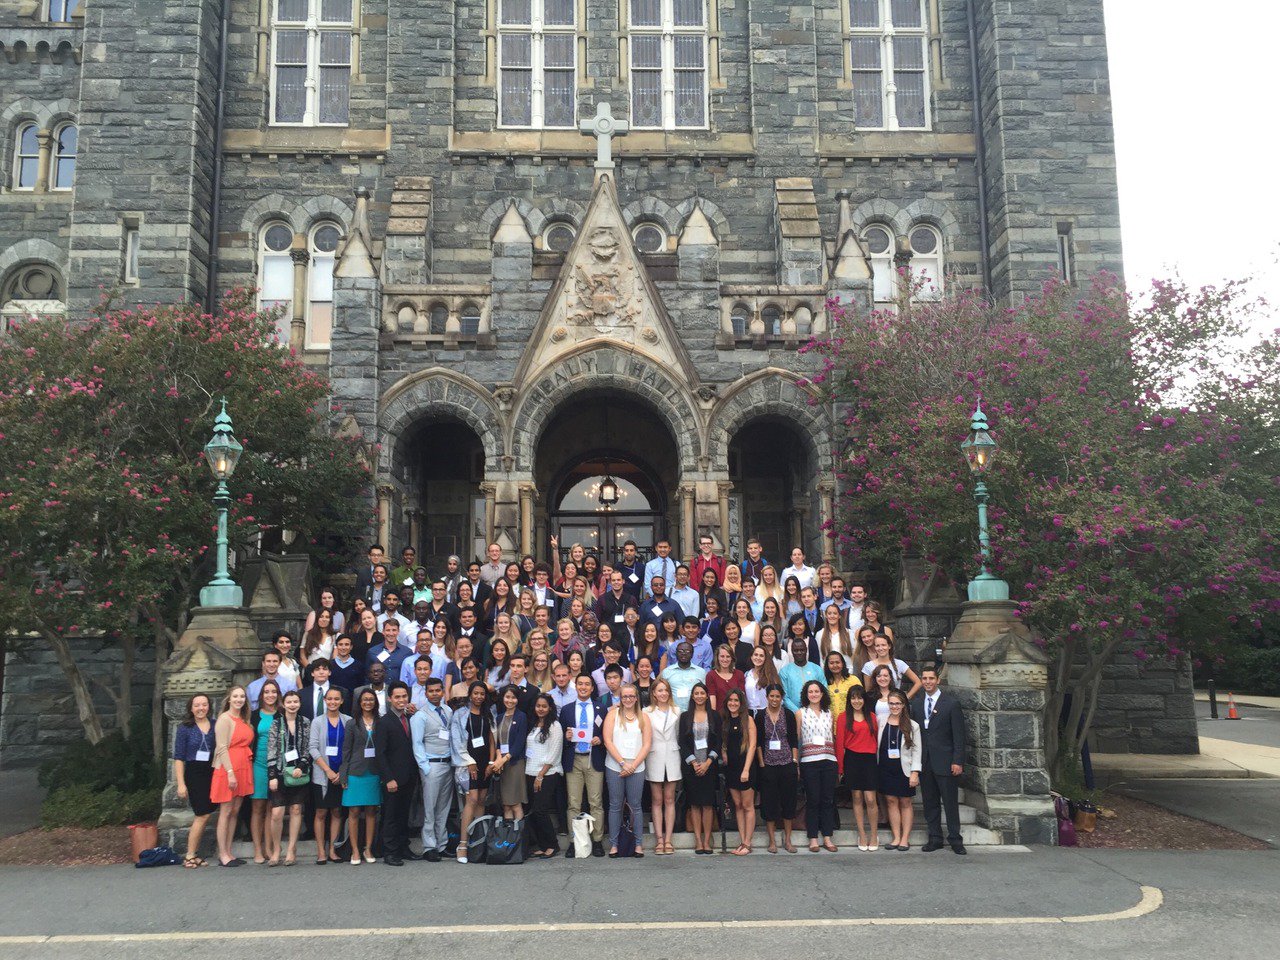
[761,304,782,336]
[543,221,576,253]
[429,303,449,335]
[258,221,295,342]
[51,123,76,190]
[908,224,943,301]
[632,222,666,254]
[460,303,482,335]
[11,123,39,190]
[307,222,340,348]
[730,302,749,337]
[1,263,66,330]
[498,0,577,129]
[848,0,930,130]
[861,223,894,304]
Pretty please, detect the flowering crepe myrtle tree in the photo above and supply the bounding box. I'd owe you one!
[805,275,1280,783]
[0,292,372,751]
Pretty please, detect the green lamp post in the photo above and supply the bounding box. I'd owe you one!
[960,401,1010,602]
[199,398,245,607]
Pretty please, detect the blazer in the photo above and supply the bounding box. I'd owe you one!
[308,711,351,786]
[677,709,723,764]
[299,682,350,721]
[373,709,419,785]
[265,713,312,781]
[911,691,966,775]
[493,708,529,763]
[876,718,923,779]
[337,716,380,780]
[558,698,607,772]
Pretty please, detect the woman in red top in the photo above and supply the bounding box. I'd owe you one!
[705,643,745,712]
[836,685,880,851]
[210,685,254,867]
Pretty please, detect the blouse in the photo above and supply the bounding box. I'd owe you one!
[173,721,215,763]
[798,708,836,763]
[524,721,564,777]
[743,672,770,712]
[757,709,796,766]
[705,669,746,710]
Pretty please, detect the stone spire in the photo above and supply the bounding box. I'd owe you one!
[335,186,376,279]
[493,202,531,244]
[678,204,717,247]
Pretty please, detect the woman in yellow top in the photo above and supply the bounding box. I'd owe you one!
[823,650,862,736]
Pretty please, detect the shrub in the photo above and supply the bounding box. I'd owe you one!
[1210,647,1280,698]
[40,784,160,829]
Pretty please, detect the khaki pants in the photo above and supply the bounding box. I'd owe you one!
[565,762,604,842]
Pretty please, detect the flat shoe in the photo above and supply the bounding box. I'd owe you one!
[634,850,644,858]
[767,842,778,854]
[784,842,797,854]
[823,841,838,853]
[858,844,869,852]
[868,844,879,851]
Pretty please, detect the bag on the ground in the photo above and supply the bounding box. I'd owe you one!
[1072,799,1098,834]
[466,813,495,864]
[444,800,462,857]
[1053,795,1078,847]
[571,813,595,857]
[135,846,179,868]
[487,817,527,865]
[617,804,637,857]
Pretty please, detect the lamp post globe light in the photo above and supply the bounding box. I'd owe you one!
[959,401,1010,602]
[199,398,245,608]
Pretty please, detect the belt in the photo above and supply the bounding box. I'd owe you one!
[425,757,450,763]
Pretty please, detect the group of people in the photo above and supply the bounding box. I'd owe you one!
[173,537,969,868]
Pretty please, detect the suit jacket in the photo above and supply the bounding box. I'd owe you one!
[558,698,607,772]
[300,682,350,721]
[373,708,419,785]
[911,691,965,775]
[677,709,724,764]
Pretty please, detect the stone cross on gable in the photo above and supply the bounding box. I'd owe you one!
[580,102,629,171]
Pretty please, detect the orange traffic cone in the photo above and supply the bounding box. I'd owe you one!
[1227,693,1240,720]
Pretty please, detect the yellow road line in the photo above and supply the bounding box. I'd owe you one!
[0,886,1163,945]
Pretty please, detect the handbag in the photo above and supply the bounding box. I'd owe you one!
[1072,799,1098,834]
[466,814,495,864]
[283,762,311,787]
[1054,795,1079,846]
[570,813,595,857]
[616,804,637,857]
[487,817,527,865]
[135,846,179,868]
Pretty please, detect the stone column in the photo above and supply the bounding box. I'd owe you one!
[518,483,536,557]
[716,482,733,557]
[680,483,696,559]
[407,509,422,558]
[818,479,837,563]
[481,482,497,545]
[377,485,394,550]
[289,236,309,352]
[943,598,1057,844]
[34,130,53,194]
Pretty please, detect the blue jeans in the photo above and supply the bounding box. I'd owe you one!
[605,767,645,848]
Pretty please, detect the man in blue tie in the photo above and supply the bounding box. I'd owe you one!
[559,674,606,857]
[642,539,677,599]
[409,678,453,862]
[912,667,967,855]
[800,586,821,633]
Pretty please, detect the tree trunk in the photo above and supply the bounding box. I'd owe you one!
[147,602,179,760]
[115,631,136,732]
[43,629,106,744]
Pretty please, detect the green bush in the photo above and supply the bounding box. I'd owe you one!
[40,783,160,829]
[1202,647,1280,697]
[38,707,164,828]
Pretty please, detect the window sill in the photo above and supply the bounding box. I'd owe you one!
[449,128,754,160]
[716,333,814,351]
[818,131,975,160]
[222,126,391,158]
[383,332,497,351]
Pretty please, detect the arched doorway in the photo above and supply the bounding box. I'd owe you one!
[399,417,486,571]
[535,391,679,565]
[728,418,816,561]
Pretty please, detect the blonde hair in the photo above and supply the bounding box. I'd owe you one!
[220,685,251,722]
[757,565,783,601]
[646,677,678,713]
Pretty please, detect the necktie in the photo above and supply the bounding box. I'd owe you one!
[400,713,409,737]
[435,706,447,725]
[925,696,933,728]
[316,686,324,715]
[578,702,589,753]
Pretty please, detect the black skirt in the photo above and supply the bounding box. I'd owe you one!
[723,752,756,792]
[183,759,216,817]
[270,782,310,808]
[681,760,719,806]
[313,781,345,809]
[842,750,879,792]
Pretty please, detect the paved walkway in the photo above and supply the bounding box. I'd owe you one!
[0,768,43,839]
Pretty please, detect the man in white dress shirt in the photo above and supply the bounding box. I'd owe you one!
[779,546,817,591]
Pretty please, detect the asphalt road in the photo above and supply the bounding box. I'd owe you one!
[0,849,1277,959]
[1197,700,1280,749]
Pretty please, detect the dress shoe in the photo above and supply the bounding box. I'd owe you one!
[423,850,441,863]
[921,841,944,852]
[591,840,605,858]
[564,845,575,859]
[951,843,968,855]
[404,850,425,861]
[384,856,404,866]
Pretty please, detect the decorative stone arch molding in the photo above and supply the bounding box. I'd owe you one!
[705,368,834,473]
[0,237,68,275]
[850,198,902,234]
[240,193,310,236]
[42,98,76,130]
[897,198,959,247]
[300,195,353,231]
[542,197,587,227]
[481,198,545,241]
[621,196,678,236]
[508,345,703,474]
[673,198,729,242]
[378,368,507,476]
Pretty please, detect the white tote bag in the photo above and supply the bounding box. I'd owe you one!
[571,814,596,857]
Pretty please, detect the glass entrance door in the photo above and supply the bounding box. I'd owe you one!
[555,514,657,564]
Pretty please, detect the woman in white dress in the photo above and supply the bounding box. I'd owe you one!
[643,677,682,855]
[733,598,759,648]
[815,604,856,674]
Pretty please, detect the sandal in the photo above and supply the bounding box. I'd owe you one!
[183,855,204,868]
[767,841,778,854]
[284,858,297,866]
[733,844,750,856]
[634,848,645,858]
[456,842,468,865]
[784,841,797,854]
[316,856,329,865]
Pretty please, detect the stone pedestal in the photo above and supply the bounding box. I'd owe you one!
[890,556,963,667]
[943,599,1057,845]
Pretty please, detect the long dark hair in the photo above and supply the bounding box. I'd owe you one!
[719,688,749,757]
[866,664,898,710]
[799,679,830,712]
[886,691,914,750]
[531,694,557,742]
[844,684,873,732]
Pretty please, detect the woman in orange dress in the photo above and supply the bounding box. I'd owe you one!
[211,685,254,867]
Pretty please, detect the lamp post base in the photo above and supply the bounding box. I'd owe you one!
[966,574,1010,602]
[198,583,243,608]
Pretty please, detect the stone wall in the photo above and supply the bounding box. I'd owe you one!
[1089,644,1199,755]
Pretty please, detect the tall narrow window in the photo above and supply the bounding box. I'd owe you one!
[908,224,943,301]
[258,222,295,342]
[51,123,76,190]
[847,0,929,130]
[629,0,707,130]
[1057,222,1075,285]
[47,1,81,22]
[307,223,339,349]
[12,123,39,190]
[861,224,894,304]
[123,225,141,284]
[271,0,352,126]
[498,0,577,128]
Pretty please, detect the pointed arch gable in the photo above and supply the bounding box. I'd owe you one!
[378,368,506,475]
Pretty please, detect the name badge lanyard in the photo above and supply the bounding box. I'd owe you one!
[364,722,376,758]
[327,718,344,765]
[195,729,212,762]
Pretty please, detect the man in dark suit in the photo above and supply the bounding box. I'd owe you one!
[558,674,606,858]
[354,543,386,595]
[373,682,420,865]
[299,659,350,720]
[912,666,967,855]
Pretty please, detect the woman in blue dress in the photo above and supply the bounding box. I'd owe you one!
[248,680,281,864]
[338,688,382,864]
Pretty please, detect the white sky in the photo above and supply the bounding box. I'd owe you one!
[1105,1,1279,324]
